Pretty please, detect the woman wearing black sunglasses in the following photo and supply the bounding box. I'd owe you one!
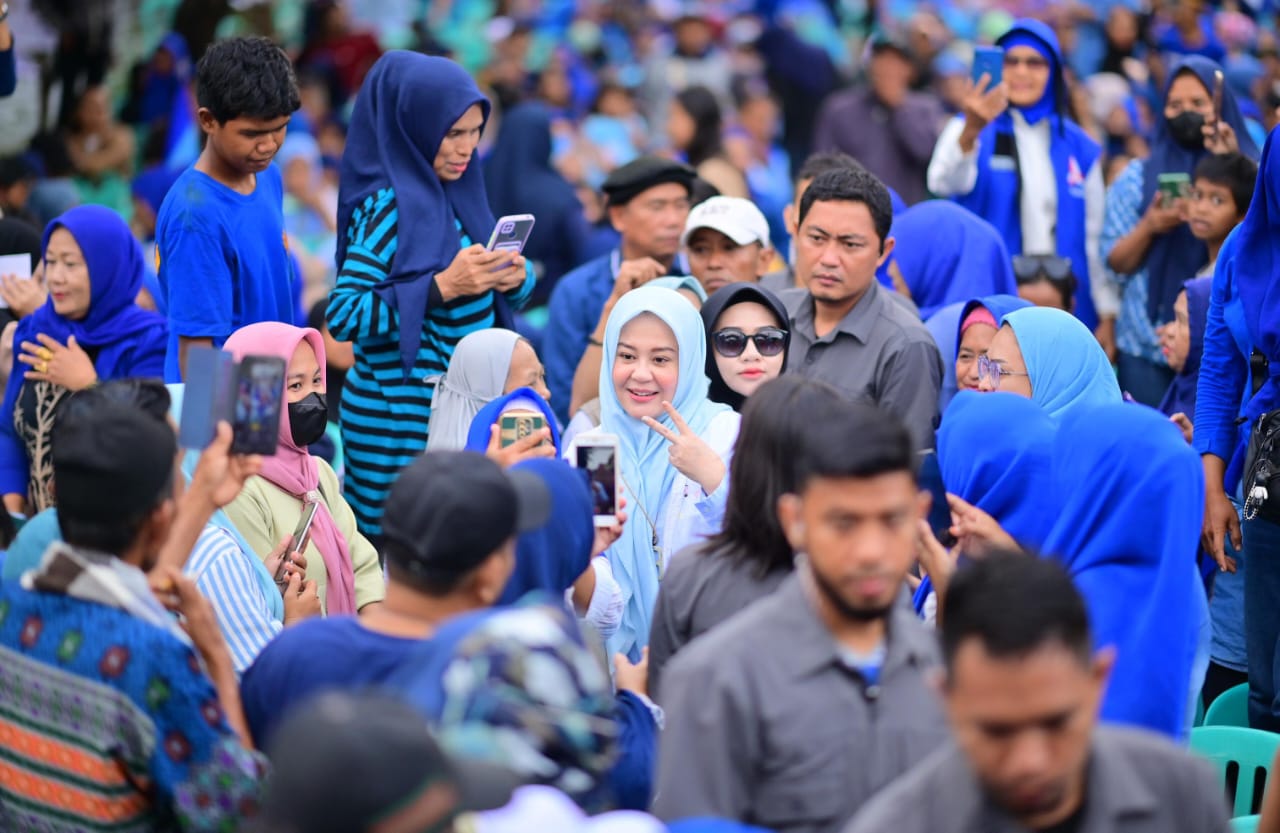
[700,283,791,411]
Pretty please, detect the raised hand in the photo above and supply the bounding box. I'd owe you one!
[19,333,97,390]
[642,401,725,495]
[947,493,1019,556]
[483,423,555,469]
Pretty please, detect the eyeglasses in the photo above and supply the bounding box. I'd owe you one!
[977,354,1030,387]
[1003,54,1049,70]
[712,327,788,358]
[1012,254,1073,283]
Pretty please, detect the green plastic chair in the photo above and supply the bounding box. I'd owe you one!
[1207,684,1252,728]
[1196,694,1207,728]
[1231,816,1260,833]
[1191,726,1280,817]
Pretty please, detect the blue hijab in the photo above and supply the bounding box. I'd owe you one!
[1041,403,1206,739]
[1159,275,1212,419]
[888,201,1018,319]
[498,459,594,606]
[1143,56,1258,325]
[464,387,563,456]
[336,52,499,376]
[484,102,580,232]
[598,285,732,660]
[927,294,1031,412]
[1003,307,1121,420]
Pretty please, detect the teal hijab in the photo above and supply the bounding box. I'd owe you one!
[1003,307,1121,421]
[648,275,708,303]
[166,384,284,623]
[597,285,730,661]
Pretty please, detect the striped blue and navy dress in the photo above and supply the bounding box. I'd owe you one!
[326,187,535,536]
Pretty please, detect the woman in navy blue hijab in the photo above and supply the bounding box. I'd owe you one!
[327,52,537,540]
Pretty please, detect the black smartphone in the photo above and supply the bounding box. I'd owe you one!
[571,437,619,526]
[231,355,286,455]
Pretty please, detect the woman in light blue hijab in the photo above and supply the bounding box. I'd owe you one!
[583,285,739,661]
[982,306,1121,420]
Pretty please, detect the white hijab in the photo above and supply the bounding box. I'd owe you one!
[426,328,523,451]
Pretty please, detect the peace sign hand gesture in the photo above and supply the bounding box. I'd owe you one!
[642,401,725,495]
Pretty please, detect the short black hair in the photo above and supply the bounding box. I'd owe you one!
[196,36,301,124]
[792,400,915,492]
[1193,152,1258,217]
[1017,271,1077,311]
[942,551,1092,674]
[797,167,894,249]
[796,151,867,186]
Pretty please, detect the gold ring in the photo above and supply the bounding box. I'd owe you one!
[37,361,47,374]
[38,348,52,361]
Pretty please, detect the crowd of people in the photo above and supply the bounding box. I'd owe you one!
[1,0,1280,830]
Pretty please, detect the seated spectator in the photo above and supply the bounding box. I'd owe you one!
[979,307,1121,421]
[1013,253,1078,312]
[427,328,552,452]
[845,553,1229,833]
[682,196,776,296]
[64,86,137,217]
[221,322,384,616]
[700,283,790,411]
[884,201,1018,319]
[654,400,947,832]
[0,397,266,829]
[0,155,37,227]
[648,376,844,698]
[0,205,167,517]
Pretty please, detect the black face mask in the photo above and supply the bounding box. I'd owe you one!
[288,393,328,448]
[1167,111,1207,150]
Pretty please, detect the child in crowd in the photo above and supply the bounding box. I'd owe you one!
[155,36,301,382]
[1186,152,1258,279]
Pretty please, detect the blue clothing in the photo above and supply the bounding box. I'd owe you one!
[1243,515,1280,730]
[499,459,595,606]
[888,202,1018,320]
[1003,306,1121,421]
[544,251,617,423]
[1155,16,1227,63]
[240,616,423,747]
[484,103,591,303]
[465,387,563,455]
[0,508,60,582]
[337,52,502,377]
[327,188,534,536]
[1043,403,1207,739]
[953,20,1102,329]
[156,164,293,381]
[1159,275,1212,419]
[0,42,13,98]
[0,206,167,497]
[1103,159,1165,364]
[1142,57,1258,327]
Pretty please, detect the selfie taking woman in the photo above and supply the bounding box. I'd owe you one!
[222,322,385,617]
[699,283,790,411]
[0,205,167,516]
[327,51,535,541]
[584,285,740,661]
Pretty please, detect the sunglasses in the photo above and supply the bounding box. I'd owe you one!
[712,327,787,358]
[1012,254,1073,283]
[1003,54,1050,70]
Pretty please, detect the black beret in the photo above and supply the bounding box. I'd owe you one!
[602,155,696,207]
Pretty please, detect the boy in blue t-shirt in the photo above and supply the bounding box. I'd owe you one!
[156,36,301,381]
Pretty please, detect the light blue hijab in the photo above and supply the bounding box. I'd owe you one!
[166,384,284,623]
[648,275,708,303]
[598,285,730,660]
[1003,307,1121,421]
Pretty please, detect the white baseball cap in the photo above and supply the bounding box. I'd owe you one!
[681,196,772,249]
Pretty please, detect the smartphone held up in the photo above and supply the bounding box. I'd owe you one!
[570,434,620,527]
[179,346,285,456]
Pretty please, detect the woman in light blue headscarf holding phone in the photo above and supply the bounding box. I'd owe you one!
[579,285,739,661]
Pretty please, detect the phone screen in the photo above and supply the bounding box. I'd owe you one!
[232,356,286,455]
[486,215,536,255]
[500,413,547,448]
[575,444,618,520]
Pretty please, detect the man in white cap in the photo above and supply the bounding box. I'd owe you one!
[682,195,777,295]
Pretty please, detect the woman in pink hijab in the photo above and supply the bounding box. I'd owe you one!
[222,322,384,616]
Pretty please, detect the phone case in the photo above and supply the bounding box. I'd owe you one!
[499,413,546,448]
[972,47,1003,86]
[573,441,619,523]
[178,347,236,450]
[487,214,536,255]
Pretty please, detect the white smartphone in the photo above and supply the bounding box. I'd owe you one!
[570,434,620,527]
[485,214,536,255]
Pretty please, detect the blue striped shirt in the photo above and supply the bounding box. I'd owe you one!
[326,188,535,536]
[186,525,283,676]
[1101,159,1185,365]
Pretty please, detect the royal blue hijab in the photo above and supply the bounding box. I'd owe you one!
[464,387,563,456]
[927,294,1031,412]
[1042,402,1206,739]
[498,459,595,606]
[1159,275,1212,419]
[336,52,499,376]
[24,206,166,376]
[1003,307,1121,420]
[1143,56,1258,325]
[886,201,1017,320]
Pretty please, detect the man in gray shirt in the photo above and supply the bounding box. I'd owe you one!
[781,167,942,450]
[845,553,1230,833]
[653,402,948,833]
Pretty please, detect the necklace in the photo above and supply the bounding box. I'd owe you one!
[619,471,663,572]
